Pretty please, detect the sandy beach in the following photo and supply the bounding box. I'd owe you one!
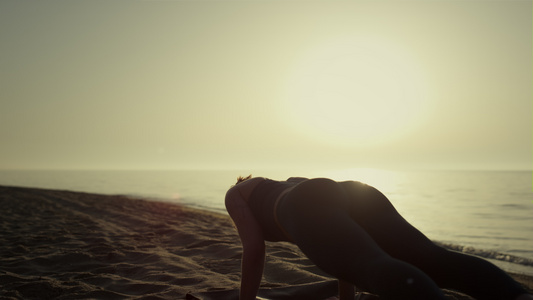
[0,186,531,300]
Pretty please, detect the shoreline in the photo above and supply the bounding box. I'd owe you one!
[1,185,531,299]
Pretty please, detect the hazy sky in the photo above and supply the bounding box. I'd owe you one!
[1,1,531,171]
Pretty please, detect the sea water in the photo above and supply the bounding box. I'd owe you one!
[1,168,532,276]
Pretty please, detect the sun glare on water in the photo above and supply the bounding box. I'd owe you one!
[320,167,402,192]
[283,36,431,147]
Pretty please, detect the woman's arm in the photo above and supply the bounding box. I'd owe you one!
[225,188,266,300]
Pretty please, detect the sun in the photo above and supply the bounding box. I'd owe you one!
[283,36,430,147]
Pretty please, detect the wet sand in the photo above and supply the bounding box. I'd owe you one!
[0,186,531,299]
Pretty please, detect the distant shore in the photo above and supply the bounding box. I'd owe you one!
[0,186,531,299]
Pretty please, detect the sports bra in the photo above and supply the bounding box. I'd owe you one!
[247,179,295,242]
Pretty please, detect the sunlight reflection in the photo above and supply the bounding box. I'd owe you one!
[321,168,402,192]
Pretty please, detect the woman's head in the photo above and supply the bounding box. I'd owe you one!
[234,174,252,186]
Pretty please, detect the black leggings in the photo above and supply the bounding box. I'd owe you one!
[276,178,527,300]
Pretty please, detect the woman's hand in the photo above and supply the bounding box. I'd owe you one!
[338,279,355,300]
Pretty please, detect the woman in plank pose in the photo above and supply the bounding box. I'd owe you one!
[225,175,532,300]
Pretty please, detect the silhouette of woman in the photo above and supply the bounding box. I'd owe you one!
[225,175,532,300]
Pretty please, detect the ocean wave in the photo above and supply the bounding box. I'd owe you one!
[435,241,533,267]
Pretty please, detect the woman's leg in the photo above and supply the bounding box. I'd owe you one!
[276,178,446,300]
[339,180,529,300]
